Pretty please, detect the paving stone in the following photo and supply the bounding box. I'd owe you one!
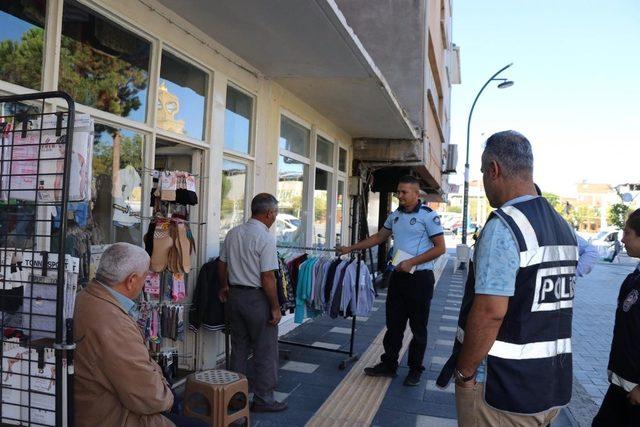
[430,356,448,366]
[415,415,457,427]
[329,327,353,334]
[311,341,341,350]
[426,379,454,394]
[281,361,320,374]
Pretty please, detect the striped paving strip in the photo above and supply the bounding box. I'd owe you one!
[306,325,411,427]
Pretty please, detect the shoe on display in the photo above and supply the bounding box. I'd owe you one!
[363,363,397,378]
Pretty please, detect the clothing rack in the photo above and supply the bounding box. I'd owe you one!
[276,244,362,370]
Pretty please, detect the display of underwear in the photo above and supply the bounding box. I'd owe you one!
[278,252,375,324]
[149,170,198,207]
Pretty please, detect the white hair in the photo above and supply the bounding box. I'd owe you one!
[95,242,150,286]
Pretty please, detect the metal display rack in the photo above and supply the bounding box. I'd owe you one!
[276,245,362,370]
[0,91,77,426]
[276,185,369,370]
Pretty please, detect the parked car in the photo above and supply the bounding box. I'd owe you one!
[276,213,301,242]
[590,229,624,258]
[451,222,480,236]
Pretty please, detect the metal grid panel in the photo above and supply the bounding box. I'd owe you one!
[0,92,76,426]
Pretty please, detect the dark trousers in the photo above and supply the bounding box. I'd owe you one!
[593,384,640,426]
[227,287,279,405]
[381,269,435,372]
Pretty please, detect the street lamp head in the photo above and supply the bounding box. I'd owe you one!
[498,80,514,89]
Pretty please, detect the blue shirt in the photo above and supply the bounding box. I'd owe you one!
[474,195,535,382]
[99,282,138,319]
[474,195,536,297]
[576,235,598,277]
[383,203,444,270]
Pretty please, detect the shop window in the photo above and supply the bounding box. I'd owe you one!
[279,115,309,157]
[60,0,150,123]
[339,147,347,173]
[220,159,247,241]
[277,155,308,246]
[316,135,334,167]
[158,51,207,140]
[0,101,41,250]
[92,125,144,245]
[336,180,345,245]
[313,169,332,246]
[224,86,253,154]
[0,0,46,90]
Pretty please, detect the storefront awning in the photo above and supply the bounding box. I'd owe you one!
[156,0,419,140]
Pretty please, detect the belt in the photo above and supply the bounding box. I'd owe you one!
[229,284,260,290]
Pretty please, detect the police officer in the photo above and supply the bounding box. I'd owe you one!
[338,175,445,386]
[437,131,579,426]
[593,208,640,426]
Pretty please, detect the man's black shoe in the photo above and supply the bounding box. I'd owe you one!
[403,370,422,386]
[364,363,397,378]
[250,400,288,412]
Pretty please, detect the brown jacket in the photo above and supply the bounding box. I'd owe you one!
[74,282,174,427]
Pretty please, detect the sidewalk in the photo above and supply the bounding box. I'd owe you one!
[250,255,577,426]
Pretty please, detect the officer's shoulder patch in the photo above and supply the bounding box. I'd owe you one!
[433,215,441,225]
[393,216,399,224]
[410,218,417,225]
[623,289,639,312]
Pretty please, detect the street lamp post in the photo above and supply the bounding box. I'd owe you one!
[461,63,514,245]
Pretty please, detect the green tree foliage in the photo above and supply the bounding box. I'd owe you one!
[93,125,143,178]
[608,203,630,229]
[0,28,44,90]
[59,35,148,118]
[0,25,147,118]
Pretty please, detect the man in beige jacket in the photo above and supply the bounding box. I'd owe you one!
[74,242,175,426]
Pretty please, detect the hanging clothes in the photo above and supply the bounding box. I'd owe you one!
[289,255,375,324]
[189,259,225,331]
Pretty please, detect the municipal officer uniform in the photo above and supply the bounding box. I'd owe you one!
[593,263,640,426]
[438,196,579,420]
[379,202,443,373]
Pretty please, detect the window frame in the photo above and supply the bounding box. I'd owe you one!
[157,43,211,143]
[223,82,256,158]
[220,154,252,240]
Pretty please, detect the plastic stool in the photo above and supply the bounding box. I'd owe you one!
[184,369,249,427]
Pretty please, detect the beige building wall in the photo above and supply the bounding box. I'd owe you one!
[0,0,354,369]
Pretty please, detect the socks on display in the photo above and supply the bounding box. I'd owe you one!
[171,273,185,302]
[150,222,172,272]
[177,223,191,273]
[144,271,161,295]
[160,172,177,202]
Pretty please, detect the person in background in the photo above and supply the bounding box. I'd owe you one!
[438,131,578,426]
[535,183,598,277]
[593,209,640,426]
[218,193,287,412]
[607,234,623,263]
[339,175,446,386]
[74,242,206,427]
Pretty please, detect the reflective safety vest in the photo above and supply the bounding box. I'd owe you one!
[438,197,578,414]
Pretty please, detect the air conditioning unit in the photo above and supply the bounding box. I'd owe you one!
[444,144,458,174]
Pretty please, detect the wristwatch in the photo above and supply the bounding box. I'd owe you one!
[454,368,476,383]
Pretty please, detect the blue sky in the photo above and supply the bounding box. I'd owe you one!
[450,0,640,195]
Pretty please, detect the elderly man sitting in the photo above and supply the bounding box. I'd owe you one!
[74,242,204,426]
